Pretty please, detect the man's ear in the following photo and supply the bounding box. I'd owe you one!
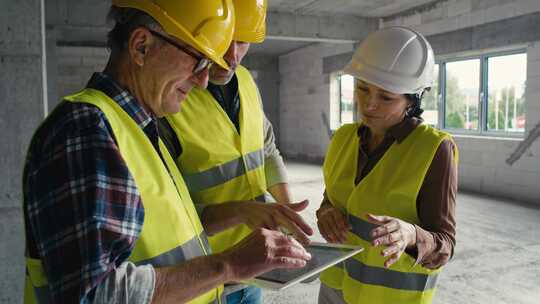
[128,27,151,67]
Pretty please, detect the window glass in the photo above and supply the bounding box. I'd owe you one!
[487,53,527,132]
[329,73,341,130]
[339,74,355,125]
[444,59,480,130]
[422,64,439,127]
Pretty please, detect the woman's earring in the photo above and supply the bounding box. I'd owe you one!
[406,106,414,117]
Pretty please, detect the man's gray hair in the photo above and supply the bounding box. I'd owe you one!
[106,6,163,52]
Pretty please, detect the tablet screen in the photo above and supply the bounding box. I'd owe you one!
[255,245,352,284]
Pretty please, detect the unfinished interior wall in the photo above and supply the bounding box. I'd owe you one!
[382,0,540,36]
[278,42,356,162]
[243,54,281,143]
[54,46,109,104]
[0,0,46,302]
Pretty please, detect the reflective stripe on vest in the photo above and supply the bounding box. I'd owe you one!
[27,287,220,304]
[183,148,264,192]
[345,258,439,292]
[26,236,220,304]
[135,233,210,267]
[24,89,222,304]
[167,65,266,254]
[324,254,439,291]
[346,214,439,291]
[321,123,457,304]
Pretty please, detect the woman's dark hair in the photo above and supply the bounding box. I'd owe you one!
[404,88,430,119]
[106,6,161,53]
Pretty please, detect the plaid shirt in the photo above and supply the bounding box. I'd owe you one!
[23,73,159,303]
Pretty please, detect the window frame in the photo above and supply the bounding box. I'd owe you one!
[437,48,527,138]
[330,72,357,130]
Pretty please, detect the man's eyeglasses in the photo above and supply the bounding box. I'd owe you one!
[146,28,213,74]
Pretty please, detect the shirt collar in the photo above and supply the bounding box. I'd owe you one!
[86,72,155,132]
[358,116,421,143]
[207,74,240,106]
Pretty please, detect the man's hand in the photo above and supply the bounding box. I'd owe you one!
[366,213,417,268]
[237,200,313,245]
[220,228,312,282]
[151,228,311,304]
[316,203,351,243]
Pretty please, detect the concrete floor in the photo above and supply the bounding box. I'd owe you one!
[262,162,540,304]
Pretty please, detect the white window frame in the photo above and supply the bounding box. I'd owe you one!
[436,47,527,138]
[330,72,356,130]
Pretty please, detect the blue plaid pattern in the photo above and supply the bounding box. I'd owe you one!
[23,73,158,303]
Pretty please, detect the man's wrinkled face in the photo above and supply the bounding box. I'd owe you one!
[132,27,211,117]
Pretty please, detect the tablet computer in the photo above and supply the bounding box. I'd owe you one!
[248,242,363,291]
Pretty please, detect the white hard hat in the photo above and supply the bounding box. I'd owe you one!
[343,26,435,95]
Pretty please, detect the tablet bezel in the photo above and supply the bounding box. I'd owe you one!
[248,242,363,291]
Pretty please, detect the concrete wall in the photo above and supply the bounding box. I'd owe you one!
[278,42,356,162]
[382,0,540,36]
[44,0,110,106]
[54,46,109,105]
[243,54,281,143]
[0,0,46,302]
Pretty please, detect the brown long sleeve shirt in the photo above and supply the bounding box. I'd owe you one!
[322,117,457,269]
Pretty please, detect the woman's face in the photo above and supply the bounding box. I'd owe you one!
[355,79,409,133]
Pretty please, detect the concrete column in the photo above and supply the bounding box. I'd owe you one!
[0,0,46,302]
[243,54,281,144]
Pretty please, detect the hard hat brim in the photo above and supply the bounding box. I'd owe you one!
[113,0,232,70]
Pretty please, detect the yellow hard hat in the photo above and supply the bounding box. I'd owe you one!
[112,0,234,69]
[232,0,267,43]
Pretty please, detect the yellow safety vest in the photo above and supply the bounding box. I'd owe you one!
[166,65,266,254]
[320,123,458,304]
[24,88,223,304]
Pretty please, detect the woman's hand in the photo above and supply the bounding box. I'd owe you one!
[366,213,417,268]
[316,203,351,243]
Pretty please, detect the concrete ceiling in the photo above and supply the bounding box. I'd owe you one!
[268,0,438,18]
[249,40,314,56]
[258,0,441,56]
[47,0,441,57]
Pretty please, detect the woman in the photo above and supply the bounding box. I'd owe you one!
[316,26,458,304]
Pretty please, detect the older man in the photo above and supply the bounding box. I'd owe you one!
[22,1,311,303]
